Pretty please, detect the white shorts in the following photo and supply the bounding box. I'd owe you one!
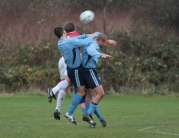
[58,57,67,80]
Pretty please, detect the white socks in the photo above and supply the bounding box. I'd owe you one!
[55,89,66,112]
[52,80,68,95]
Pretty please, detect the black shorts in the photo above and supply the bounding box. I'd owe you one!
[83,68,101,89]
[67,65,85,88]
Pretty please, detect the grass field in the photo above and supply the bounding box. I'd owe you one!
[0,94,179,138]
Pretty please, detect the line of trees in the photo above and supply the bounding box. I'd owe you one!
[1,0,179,94]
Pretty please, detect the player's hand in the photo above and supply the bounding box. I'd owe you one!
[107,40,117,46]
[101,54,112,59]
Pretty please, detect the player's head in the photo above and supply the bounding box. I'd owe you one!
[64,22,75,33]
[54,27,66,38]
[96,34,108,47]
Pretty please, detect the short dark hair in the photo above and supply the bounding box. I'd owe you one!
[54,27,64,38]
[96,34,108,42]
[64,22,75,33]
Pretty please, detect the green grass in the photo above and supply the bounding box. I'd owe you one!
[0,95,179,138]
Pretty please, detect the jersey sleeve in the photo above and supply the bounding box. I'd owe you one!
[71,34,86,39]
[86,44,102,58]
[69,37,93,48]
[93,32,101,36]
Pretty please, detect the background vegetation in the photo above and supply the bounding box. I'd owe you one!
[1,0,179,94]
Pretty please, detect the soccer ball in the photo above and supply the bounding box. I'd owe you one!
[79,10,94,24]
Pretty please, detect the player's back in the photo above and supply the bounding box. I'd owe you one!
[58,34,93,68]
[82,40,101,68]
[82,32,102,69]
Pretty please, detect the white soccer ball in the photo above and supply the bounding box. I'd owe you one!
[79,10,95,24]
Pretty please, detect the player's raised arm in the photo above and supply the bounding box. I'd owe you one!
[71,33,97,39]
[68,37,93,48]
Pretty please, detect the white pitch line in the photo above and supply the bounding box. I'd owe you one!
[147,131,179,136]
[137,126,155,131]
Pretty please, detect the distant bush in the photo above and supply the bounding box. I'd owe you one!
[136,0,179,32]
[1,23,179,93]
[99,28,179,93]
[1,0,179,94]
[0,42,60,92]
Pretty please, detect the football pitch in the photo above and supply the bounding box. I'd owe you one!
[0,95,178,138]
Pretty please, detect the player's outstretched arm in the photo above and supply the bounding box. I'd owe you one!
[86,33,97,38]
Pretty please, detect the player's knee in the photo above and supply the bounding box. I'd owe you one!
[99,89,105,98]
[101,92,105,98]
[77,90,85,97]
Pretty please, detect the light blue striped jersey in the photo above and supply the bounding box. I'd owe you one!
[58,34,93,68]
[82,32,102,68]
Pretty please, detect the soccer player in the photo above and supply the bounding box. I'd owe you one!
[50,23,115,127]
[65,22,86,115]
[49,22,106,127]
[47,23,83,121]
[65,22,107,127]
[53,26,96,126]
[82,32,116,126]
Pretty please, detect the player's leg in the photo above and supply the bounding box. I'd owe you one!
[47,76,70,103]
[86,88,107,127]
[94,107,107,127]
[82,85,104,127]
[66,86,85,115]
[80,102,85,114]
[79,92,86,115]
[83,68,102,126]
[64,85,86,125]
[48,57,69,103]
[64,66,86,125]
[54,88,67,120]
[85,88,107,127]
[53,76,71,120]
[74,87,86,114]
[84,68,104,111]
[84,88,93,114]
[87,85,105,114]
